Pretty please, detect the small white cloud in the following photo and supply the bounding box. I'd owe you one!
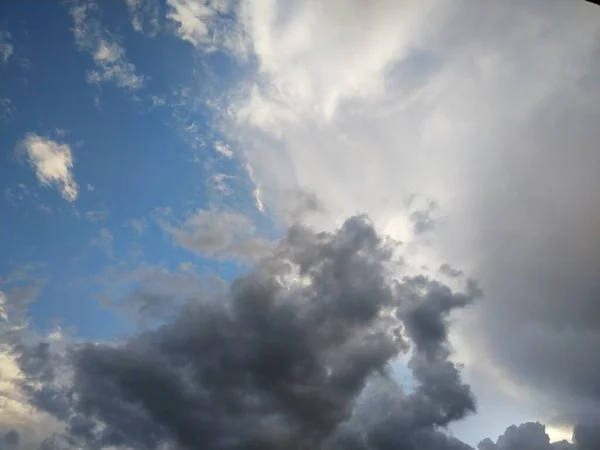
[17,134,79,202]
[0,291,7,321]
[54,128,68,138]
[71,2,144,90]
[126,0,160,36]
[214,140,234,158]
[166,0,214,47]
[0,30,13,63]
[83,209,108,222]
[37,204,53,214]
[151,95,166,107]
[245,163,265,213]
[212,173,233,195]
[91,227,115,258]
[128,218,147,237]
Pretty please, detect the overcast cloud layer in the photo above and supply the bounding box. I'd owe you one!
[1,0,600,449]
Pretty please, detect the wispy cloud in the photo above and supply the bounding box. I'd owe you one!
[90,227,115,258]
[16,134,79,202]
[0,29,13,63]
[125,0,160,36]
[70,1,144,90]
[156,208,272,261]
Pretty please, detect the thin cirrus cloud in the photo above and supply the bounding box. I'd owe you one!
[16,134,79,203]
[70,0,144,90]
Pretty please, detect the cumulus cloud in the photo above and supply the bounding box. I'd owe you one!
[8,215,486,449]
[71,1,144,90]
[16,134,79,202]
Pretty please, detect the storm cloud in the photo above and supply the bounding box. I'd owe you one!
[13,215,484,449]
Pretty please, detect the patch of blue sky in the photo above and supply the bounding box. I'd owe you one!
[1,1,275,341]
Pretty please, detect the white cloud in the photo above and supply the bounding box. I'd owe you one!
[215,0,600,443]
[214,140,234,158]
[128,218,147,237]
[244,163,264,213]
[71,1,144,90]
[125,0,160,36]
[17,134,79,202]
[166,0,247,55]
[54,128,68,138]
[166,0,215,46]
[91,227,115,258]
[0,30,13,63]
[212,173,233,195]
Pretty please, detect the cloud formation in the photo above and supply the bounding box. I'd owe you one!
[71,1,144,90]
[157,208,273,261]
[17,134,79,203]
[11,215,485,449]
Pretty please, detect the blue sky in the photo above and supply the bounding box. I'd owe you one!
[1,1,600,449]
[1,1,270,340]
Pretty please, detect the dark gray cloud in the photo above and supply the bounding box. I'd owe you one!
[8,216,598,450]
[439,263,463,279]
[3,430,19,445]
[13,215,482,450]
[476,421,600,450]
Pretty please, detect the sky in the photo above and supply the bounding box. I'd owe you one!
[0,1,599,449]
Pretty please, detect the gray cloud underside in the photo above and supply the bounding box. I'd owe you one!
[5,215,597,450]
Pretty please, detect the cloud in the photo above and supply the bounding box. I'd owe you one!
[10,215,485,449]
[157,208,272,262]
[212,0,600,439]
[70,1,144,90]
[128,218,147,237]
[91,227,115,258]
[214,140,234,158]
[0,30,13,63]
[16,134,79,202]
[166,0,241,52]
[125,0,160,36]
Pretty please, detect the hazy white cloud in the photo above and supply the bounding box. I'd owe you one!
[0,30,13,63]
[166,0,247,55]
[128,218,148,237]
[214,140,233,158]
[91,227,115,258]
[157,208,272,261]
[166,0,215,46]
[17,134,79,202]
[211,173,234,195]
[125,0,160,36]
[71,1,144,90]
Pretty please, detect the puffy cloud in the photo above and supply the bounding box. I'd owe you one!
[71,1,144,90]
[17,134,79,203]
[10,215,483,449]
